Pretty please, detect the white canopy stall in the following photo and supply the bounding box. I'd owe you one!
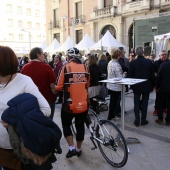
[19,46,28,54]
[90,30,126,52]
[75,34,95,53]
[40,40,48,50]
[55,36,75,53]
[154,32,170,60]
[44,38,60,53]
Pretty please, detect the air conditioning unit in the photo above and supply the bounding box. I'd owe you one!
[75,19,81,24]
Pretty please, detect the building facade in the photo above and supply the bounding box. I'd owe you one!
[46,0,170,52]
[0,0,47,53]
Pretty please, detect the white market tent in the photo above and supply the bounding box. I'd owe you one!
[90,30,126,51]
[44,38,60,53]
[55,36,75,52]
[75,33,95,51]
[19,46,28,54]
[40,40,48,50]
[154,32,170,60]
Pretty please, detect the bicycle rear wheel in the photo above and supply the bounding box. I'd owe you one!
[96,120,128,168]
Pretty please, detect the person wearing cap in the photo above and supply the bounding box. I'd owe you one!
[51,47,90,158]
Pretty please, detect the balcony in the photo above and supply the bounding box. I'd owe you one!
[68,15,85,26]
[91,6,117,19]
[48,20,60,30]
[122,0,150,15]
[161,0,170,9]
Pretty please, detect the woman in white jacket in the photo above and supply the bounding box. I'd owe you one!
[107,48,123,120]
[0,46,51,170]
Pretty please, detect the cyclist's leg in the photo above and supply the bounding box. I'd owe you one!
[61,109,74,146]
[75,110,88,150]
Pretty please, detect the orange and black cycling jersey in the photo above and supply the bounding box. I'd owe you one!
[55,60,90,113]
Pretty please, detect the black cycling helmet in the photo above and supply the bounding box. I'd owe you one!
[67,47,80,57]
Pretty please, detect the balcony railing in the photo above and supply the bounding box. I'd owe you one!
[48,20,60,30]
[91,6,117,19]
[122,0,150,14]
[161,0,170,8]
[95,6,112,16]
[68,15,85,26]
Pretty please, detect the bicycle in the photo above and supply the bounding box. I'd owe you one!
[71,98,128,168]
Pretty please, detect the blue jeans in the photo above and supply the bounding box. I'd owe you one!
[134,93,149,123]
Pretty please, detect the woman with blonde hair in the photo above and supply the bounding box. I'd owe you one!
[107,48,123,120]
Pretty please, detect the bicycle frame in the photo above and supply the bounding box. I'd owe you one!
[88,107,110,146]
[70,99,128,167]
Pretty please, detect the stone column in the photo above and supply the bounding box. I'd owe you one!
[117,18,123,43]
[98,0,104,9]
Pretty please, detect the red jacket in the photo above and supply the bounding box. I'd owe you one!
[21,61,57,103]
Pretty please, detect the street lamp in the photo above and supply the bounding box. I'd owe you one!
[100,34,103,54]
[21,29,31,51]
[62,16,75,47]
[152,26,157,54]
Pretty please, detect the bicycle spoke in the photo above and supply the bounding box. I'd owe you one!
[96,120,128,168]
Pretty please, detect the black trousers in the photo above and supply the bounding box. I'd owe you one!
[134,93,149,123]
[61,109,88,141]
[157,91,170,122]
[108,90,121,120]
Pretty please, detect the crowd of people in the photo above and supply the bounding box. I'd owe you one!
[0,44,170,170]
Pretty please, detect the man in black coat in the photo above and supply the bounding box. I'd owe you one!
[155,60,170,125]
[152,50,168,116]
[128,46,155,126]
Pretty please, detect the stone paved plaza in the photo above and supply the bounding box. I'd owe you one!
[52,91,170,170]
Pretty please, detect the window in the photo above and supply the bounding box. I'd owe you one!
[54,33,60,43]
[27,22,32,28]
[35,10,40,16]
[9,34,14,40]
[37,35,41,42]
[19,34,24,41]
[53,9,59,20]
[76,29,83,44]
[75,2,82,18]
[27,8,31,15]
[6,4,12,12]
[53,9,60,28]
[101,25,116,38]
[17,6,22,13]
[104,0,113,7]
[8,19,13,26]
[18,20,23,27]
[36,23,40,29]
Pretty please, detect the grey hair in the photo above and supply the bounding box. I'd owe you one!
[159,50,167,55]
[135,46,144,56]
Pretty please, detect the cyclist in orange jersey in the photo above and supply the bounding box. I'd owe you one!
[51,48,90,158]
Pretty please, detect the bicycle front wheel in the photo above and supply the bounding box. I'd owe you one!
[96,120,128,168]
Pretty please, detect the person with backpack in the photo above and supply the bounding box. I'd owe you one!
[51,47,90,158]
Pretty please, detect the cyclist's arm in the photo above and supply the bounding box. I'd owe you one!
[55,65,65,91]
